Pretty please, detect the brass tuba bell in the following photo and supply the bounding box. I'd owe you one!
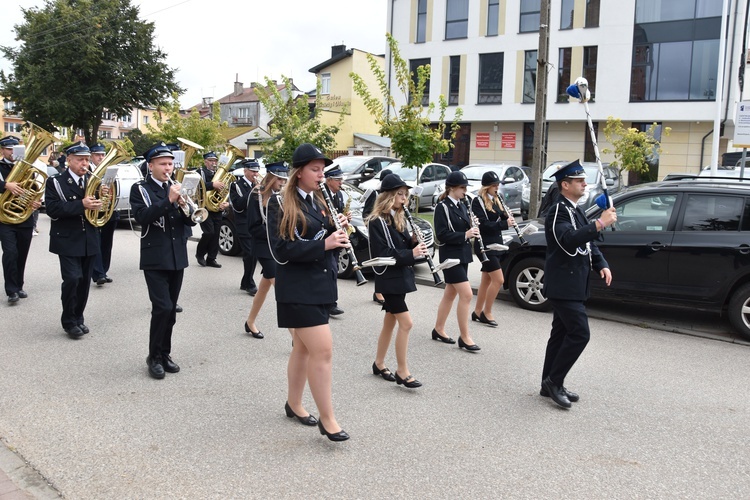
[204,144,244,212]
[85,141,132,227]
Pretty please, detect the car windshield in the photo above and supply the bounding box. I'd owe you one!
[461,166,507,181]
[382,163,418,181]
[334,157,367,174]
[542,164,600,184]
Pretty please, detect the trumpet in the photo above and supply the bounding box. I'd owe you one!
[170,174,208,223]
[404,206,443,286]
[318,181,367,286]
[463,198,489,263]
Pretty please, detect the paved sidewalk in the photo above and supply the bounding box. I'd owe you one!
[0,441,58,499]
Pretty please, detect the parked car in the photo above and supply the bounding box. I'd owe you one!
[698,165,749,179]
[498,178,750,340]
[359,162,452,211]
[461,164,529,214]
[540,162,623,210]
[328,155,399,187]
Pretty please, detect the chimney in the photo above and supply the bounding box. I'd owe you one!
[234,74,243,96]
[331,44,346,57]
[250,82,258,88]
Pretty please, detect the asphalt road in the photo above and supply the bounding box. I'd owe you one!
[1,216,749,498]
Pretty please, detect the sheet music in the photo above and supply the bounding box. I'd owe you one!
[485,243,509,252]
[102,166,119,185]
[434,258,460,272]
[361,257,397,267]
[179,172,201,196]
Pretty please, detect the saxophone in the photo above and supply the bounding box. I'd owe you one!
[84,141,132,227]
[343,195,354,235]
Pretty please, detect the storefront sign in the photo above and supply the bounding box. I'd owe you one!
[735,102,750,148]
[475,132,490,148]
[501,132,516,149]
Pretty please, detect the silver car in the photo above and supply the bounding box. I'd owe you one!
[461,164,529,214]
[358,162,452,210]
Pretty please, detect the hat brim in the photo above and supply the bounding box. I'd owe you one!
[268,171,288,178]
[149,152,175,161]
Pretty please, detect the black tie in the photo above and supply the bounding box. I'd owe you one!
[306,194,315,210]
[163,183,170,197]
[78,177,84,190]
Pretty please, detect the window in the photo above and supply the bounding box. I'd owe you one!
[682,195,743,231]
[120,114,132,123]
[610,195,675,232]
[583,46,598,101]
[410,58,431,106]
[449,56,460,105]
[416,0,428,43]
[557,48,572,103]
[520,0,540,33]
[435,165,449,181]
[584,122,599,162]
[99,130,112,139]
[487,0,499,36]
[3,123,20,132]
[446,0,469,39]
[585,0,600,27]
[478,52,503,104]
[561,0,575,29]
[142,116,149,124]
[321,73,331,95]
[3,101,16,112]
[523,50,537,103]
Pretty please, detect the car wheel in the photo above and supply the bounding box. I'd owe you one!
[338,250,354,279]
[508,257,551,312]
[408,196,418,213]
[218,220,239,256]
[728,283,750,341]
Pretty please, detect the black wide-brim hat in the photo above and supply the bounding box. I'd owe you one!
[379,173,408,192]
[292,143,332,168]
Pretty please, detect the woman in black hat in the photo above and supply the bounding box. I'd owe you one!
[470,171,517,327]
[243,162,288,339]
[266,143,350,442]
[366,174,428,388]
[431,171,481,351]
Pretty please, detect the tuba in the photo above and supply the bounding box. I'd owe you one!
[173,137,206,210]
[85,141,132,227]
[204,144,244,212]
[0,122,55,225]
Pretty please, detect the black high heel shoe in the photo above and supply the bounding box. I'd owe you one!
[372,293,385,305]
[431,328,456,344]
[244,321,264,339]
[479,312,498,327]
[395,372,422,388]
[318,421,350,442]
[372,362,396,382]
[284,402,318,426]
[458,337,481,352]
[471,311,481,322]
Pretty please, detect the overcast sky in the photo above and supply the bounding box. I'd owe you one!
[1,0,389,109]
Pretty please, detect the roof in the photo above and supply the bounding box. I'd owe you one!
[354,133,391,148]
[220,126,257,141]
[309,48,354,74]
[217,84,286,105]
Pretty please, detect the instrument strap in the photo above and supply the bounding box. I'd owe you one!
[551,201,591,262]
[267,193,289,266]
[230,182,244,213]
[367,217,394,276]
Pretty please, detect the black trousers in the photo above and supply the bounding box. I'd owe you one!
[58,254,96,329]
[0,224,33,296]
[542,299,591,387]
[237,233,257,289]
[143,269,183,358]
[92,215,117,281]
[196,212,221,261]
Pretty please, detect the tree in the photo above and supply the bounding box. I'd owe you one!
[1,0,182,144]
[350,33,462,170]
[602,117,671,183]
[253,75,343,162]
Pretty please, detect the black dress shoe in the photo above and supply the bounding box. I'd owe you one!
[7,293,19,303]
[471,311,481,322]
[285,402,318,426]
[372,293,385,305]
[175,304,183,313]
[146,356,165,379]
[161,354,180,373]
[247,285,258,296]
[17,290,28,299]
[95,277,106,286]
[78,324,90,334]
[206,260,222,268]
[318,421,349,442]
[196,255,206,267]
[458,337,481,352]
[479,312,498,327]
[104,276,113,283]
[394,371,422,388]
[65,325,84,339]
[540,385,579,402]
[328,305,344,316]
[431,328,456,344]
[244,321,264,339]
[372,362,396,382]
[542,377,571,409]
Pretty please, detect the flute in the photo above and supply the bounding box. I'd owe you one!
[403,206,444,286]
[318,182,368,286]
[463,198,489,263]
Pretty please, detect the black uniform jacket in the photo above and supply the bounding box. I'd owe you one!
[45,170,100,256]
[323,185,344,213]
[197,167,220,191]
[0,159,33,229]
[267,192,338,305]
[471,195,509,257]
[543,195,608,301]
[247,189,271,259]
[129,175,196,271]
[367,215,418,294]
[230,176,254,237]
[434,197,473,264]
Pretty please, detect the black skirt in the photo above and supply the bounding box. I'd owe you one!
[257,256,277,280]
[277,302,330,328]
[382,293,408,314]
[443,262,469,284]
[480,254,502,273]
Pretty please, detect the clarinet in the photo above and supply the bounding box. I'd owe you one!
[403,206,444,286]
[463,198,489,263]
[318,182,368,286]
[495,193,526,245]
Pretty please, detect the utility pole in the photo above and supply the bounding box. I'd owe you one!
[529,0,550,219]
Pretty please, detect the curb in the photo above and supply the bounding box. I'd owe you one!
[0,439,60,499]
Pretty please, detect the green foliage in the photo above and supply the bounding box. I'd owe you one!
[125,129,159,157]
[254,75,343,162]
[602,117,671,178]
[350,33,462,170]
[0,0,182,144]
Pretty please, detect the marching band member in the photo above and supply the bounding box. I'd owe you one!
[45,142,102,338]
[229,158,260,296]
[0,136,40,304]
[243,161,287,339]
[470,171,516,327]
[266,143,349,442]
[321,165,348,316]
[431,171,481,351]
[366,174,426,388]
[361,168,392,306]
[195,151,227,268]
[129,143,196,379]
[90,143,118,286]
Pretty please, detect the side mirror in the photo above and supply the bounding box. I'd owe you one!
[606,178,614,186]
[364,167,375,176]
[502,177,514,184]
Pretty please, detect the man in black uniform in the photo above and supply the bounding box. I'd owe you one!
[540,160,616,408]
[321,164,348,316]
[89,142,119,286]
[45,142,103,338]
[0,136,41,303]
[130,143,196,379]
[229,158,260,295]
[195,151,227,268]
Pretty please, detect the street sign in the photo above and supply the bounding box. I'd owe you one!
[475,132,490,148]
[734,101,750,148]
